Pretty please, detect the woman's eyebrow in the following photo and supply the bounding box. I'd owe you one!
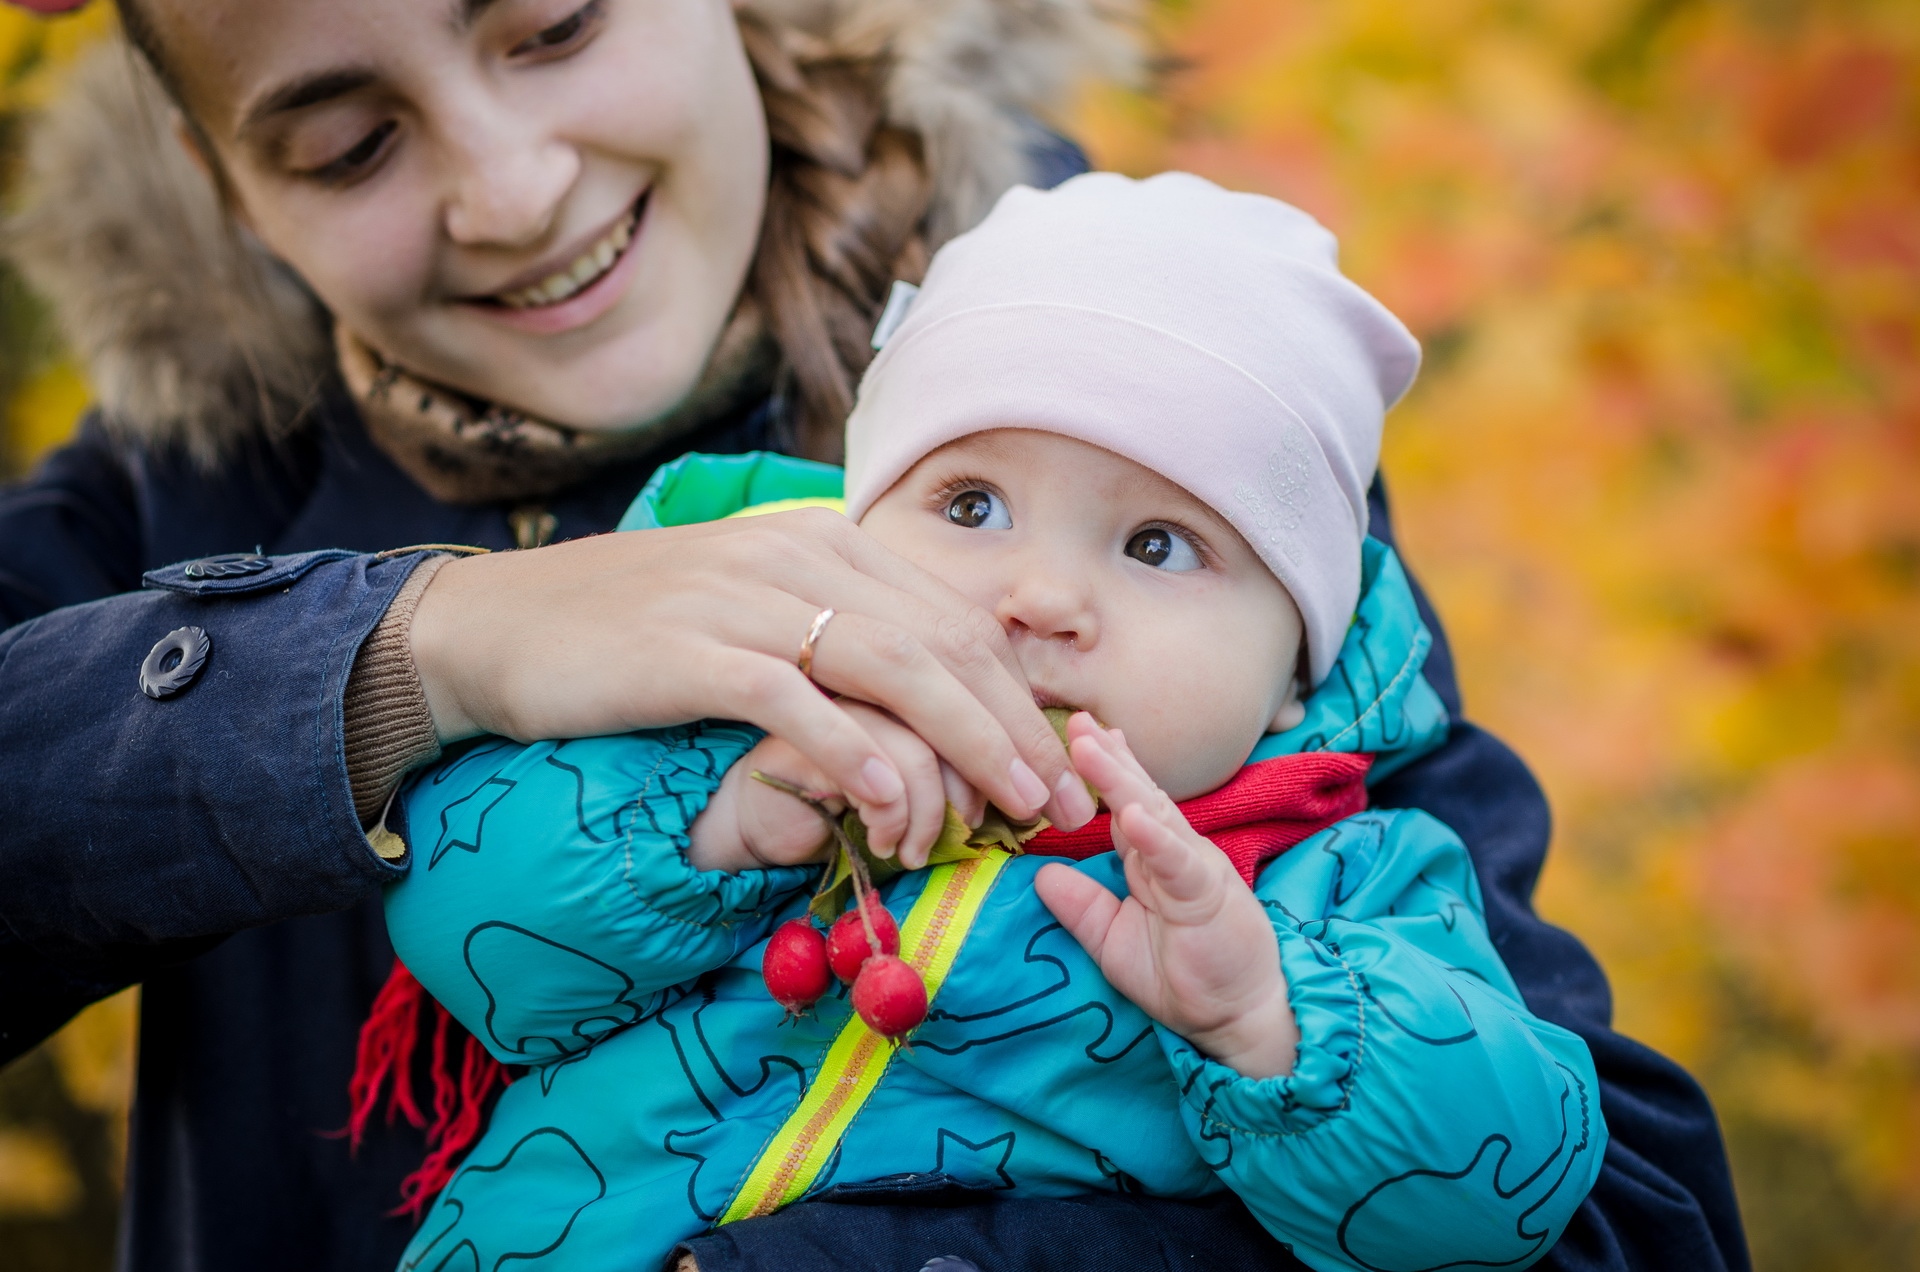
[238,68,379,139]
[455,0,507,28]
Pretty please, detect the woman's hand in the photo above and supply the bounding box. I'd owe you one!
[688,702,986,873]
[1033,714,1300,1080]
[409,509,1092,845]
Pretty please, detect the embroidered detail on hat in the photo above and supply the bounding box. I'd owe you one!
[1233,430,1315,564]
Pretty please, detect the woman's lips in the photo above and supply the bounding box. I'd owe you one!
[461,193,650,337]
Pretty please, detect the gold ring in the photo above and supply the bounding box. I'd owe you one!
[797,607,836,681]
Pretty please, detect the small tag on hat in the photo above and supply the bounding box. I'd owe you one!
[869,280,921,351]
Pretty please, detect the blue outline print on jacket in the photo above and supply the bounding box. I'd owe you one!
[402,1128,607,1272]
[1336,1062,1593,1272]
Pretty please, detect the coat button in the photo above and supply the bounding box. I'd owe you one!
[183,553,270,580]
[140,627,212,699]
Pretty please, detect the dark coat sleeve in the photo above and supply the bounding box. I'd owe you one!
[0,428,421,1063]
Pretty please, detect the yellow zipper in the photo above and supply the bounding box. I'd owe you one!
[719,851,1010,1223]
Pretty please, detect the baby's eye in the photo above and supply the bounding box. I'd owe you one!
[1125,527,1203,572]
[945,489,1012,530]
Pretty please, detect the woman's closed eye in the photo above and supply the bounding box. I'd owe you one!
[945,488,1012,530]
[511,0,608,60]
[299,120,400,186]
[1125,526,1205,572]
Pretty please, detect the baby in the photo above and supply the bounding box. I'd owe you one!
[380,174,1605,1272]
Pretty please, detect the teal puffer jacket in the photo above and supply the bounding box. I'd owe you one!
[384,453,1606,1272]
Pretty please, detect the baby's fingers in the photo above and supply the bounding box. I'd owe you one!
[1066,726,1159,815]
[1117,803,1224,916]
[1033,862,1124,963]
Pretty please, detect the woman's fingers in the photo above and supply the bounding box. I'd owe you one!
[805,609,1065,823]
[940,760,987,830]
[705,649,907,810]
[838,703,951,867]
[777,516,1090,828]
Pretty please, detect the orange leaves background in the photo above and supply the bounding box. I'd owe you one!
[1072,0,1920,1263]
[3,0,1918,1266]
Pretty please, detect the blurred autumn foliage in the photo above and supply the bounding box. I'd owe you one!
[1078,0,1920,1264]
[1,0,1916,1268]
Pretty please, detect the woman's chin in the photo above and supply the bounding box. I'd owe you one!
[475,349,709,435]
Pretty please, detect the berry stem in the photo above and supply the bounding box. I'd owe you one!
[749,770,884,956]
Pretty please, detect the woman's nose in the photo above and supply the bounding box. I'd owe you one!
[440,114,581,249]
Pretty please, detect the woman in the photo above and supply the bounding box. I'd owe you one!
[0,2,1747,1270]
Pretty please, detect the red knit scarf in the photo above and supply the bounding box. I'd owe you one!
[1028,750,1373,884]
[349,748,1372,1217]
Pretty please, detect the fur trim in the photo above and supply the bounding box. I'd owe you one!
[4,46,330,465]
[2,2,1139,461]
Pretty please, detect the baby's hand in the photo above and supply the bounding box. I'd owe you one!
[688,702,984,874]
[1033,714,1300,1079]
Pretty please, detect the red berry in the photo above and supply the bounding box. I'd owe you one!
[851,955,928,1038]
[827,895,900,984]
[763,919,831,1016]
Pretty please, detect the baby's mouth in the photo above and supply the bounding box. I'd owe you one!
[1031,688,1076,712]
[488,194,647,311]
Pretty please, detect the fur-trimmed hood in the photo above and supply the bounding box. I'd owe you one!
[3,0,1137,465]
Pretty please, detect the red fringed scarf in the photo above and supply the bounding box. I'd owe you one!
[1027,750,1373,884]
[349,749,1372,1219]
[345,962,511,1219]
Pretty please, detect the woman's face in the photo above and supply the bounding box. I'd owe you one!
[146,0,768,430]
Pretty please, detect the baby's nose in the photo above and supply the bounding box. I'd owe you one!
[998,573,1097,649]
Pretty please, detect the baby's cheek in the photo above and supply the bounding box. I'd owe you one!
[1109,668,1269,802]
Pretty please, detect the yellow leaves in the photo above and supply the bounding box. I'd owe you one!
[0,990,133,1226]
[0,1127,80,1219]
[44,989,136,1121]
[7,360,89,467]
[0,4,114,116]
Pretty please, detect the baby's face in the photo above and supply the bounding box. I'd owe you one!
[860,431,1307,802]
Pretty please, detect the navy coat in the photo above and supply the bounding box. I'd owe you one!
[0,390,1748,1272]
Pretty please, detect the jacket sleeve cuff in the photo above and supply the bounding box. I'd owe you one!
[343,553,449,831]
[1157,922,1365,1137]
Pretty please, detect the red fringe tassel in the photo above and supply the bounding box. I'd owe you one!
[346,960,511,1220]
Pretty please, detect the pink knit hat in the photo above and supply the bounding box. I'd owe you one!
[843,172,1420,686]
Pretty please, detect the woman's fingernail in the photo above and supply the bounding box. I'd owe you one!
[861,758,904,804]
[1009,759,1050,812]
[1053,771,1097,828]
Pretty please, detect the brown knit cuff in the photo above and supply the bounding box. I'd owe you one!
[345,554,451,836]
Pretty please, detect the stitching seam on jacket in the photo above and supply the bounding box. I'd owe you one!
[1316,637,1426,755]
[619,735,733,932]
[1195,943,1367,1140]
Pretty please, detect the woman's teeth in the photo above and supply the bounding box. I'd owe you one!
[495,209,637,309]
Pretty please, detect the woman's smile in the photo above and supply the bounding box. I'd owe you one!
[463,189,651,336]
